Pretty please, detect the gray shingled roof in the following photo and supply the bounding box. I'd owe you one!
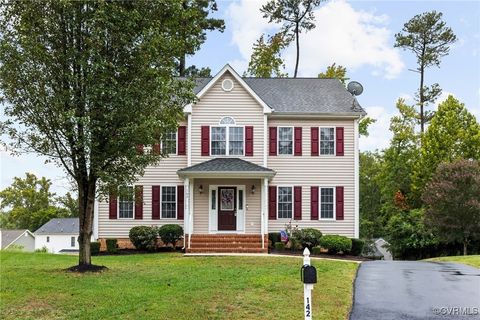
[1,229,30,249]
[35,218,79,235]
[193,77,365,114]
[178,158,274,175]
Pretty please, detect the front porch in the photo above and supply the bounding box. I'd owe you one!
[177,158,275,253]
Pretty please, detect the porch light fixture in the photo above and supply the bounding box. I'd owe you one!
[198,185,204,194]
[251,185,256,194]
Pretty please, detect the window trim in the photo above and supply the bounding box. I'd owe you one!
[117,185,135,220]
[276,185,294,219]
[160,185,178,219]
[277,126,294,156]
[319,126,336,156]
[209,124,245,156]
[319,186,336,221]
[161,130,178,156]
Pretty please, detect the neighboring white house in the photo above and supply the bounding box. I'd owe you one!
[35,218,80,253]
[0,229,35,251]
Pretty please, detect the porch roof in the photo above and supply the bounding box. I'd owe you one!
[177,158,275,179]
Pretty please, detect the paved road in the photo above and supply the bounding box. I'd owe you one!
[350,261,480,320]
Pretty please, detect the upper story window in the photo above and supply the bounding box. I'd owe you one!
[162,131,177,155]
[278,127,293,155]
[320,128,335,155]
[221,79,234,92]
[211,117,244,156]
[118,186,134,219]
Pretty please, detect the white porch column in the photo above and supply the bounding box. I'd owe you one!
[184,177,190,248]
[262,177,269,248]
[188,178,194,249]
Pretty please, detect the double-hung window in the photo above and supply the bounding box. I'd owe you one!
[320,128,335,155]
[118,186,134,219]
[71,236,76,247]
[162,131,177,155]
[320,187,335,219]
[211,117,244,156]
[278,127,293,155]
[161,186,177,219]
[278,186,293,219]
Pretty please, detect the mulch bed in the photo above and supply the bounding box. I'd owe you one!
[65,264,108,273]
[94,247,183,256]
[269,250,371,262]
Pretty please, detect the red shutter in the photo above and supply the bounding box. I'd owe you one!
[311,186,319,220]
[152,185,160,220]
[134,185,143,219]
[294,127,302,156]
[336,127,344,156]
[268,186,277,220]
[336,186,344,220]
[294,186,302,220]
[201,126,210,156]
[153,143,160,155]
[178,126,186,155]
[311,127,319,156]
[245,126,254,156]
[177,185,184,220]
[269,127,277,156]
[136,144,144,155]
[109,191,117,219]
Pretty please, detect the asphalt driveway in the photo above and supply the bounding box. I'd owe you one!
[350,261,480,320]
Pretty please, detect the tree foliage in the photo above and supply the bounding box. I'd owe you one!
[246,32,289,78]
[261,0,324,77]
[0,1,203,267]
[412,96,480,201]
[422,159,480,255]
[0,173,76,231]
[359,152,383,238]
[318,63,349,84]
[395,11,457,132]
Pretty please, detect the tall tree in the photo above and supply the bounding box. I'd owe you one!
[246,32,289,78]
[184,65,212,78]
[0,173,74,231]
[261,0,323,78]
[0,1,200,269]
[395,11,456,133]
[177,0,225,76]
[318,63,375,136]
[412,96,480,201]
[422,159,480,255]
[359,151,383,238]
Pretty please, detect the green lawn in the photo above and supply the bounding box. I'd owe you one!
[0,252,358,320]
[427,255,480,269]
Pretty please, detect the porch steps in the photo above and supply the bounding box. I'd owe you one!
[186,234,268,253]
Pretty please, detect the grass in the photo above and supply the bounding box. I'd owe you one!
[0,252,358,320]
[427,255,480,269]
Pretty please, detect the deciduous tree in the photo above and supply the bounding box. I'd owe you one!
[0,1,200,268]
[318,63,348,84]
[261,0,324,77]
[246,32,289,78]
[422,159,480,255]
[395,11,456,132]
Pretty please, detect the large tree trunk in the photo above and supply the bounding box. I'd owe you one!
[78,180,96,266]
[419,64,425,133]
[179,55,186,77]
[463,240,468,256]
[294,23,299,78]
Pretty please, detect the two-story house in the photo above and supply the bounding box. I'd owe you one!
[93,64,366,253]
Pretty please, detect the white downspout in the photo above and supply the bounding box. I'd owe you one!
[187,113,192,167]
[354,118,360,239]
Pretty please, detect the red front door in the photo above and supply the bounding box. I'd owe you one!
[218,187,237,231]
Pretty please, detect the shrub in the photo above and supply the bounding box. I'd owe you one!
[129,226,158,251]
[35,246,48,253]
[106,238,118,254]
[274,242,285,251]
[320,235,352,255]
[157,224,183,248]
[312,246,322,255]
[90,241,100,255]
[350,239,365,256]
[292,228,322,250]
[268,232,281,246]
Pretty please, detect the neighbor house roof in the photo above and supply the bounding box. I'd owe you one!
[178,158,275,178]
[35,218,79,235]
[1,229,33,249]
[193,76,366,115]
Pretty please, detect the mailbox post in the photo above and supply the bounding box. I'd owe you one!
[301,248,317,320]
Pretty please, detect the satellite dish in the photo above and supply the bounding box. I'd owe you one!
[347,81,364,96]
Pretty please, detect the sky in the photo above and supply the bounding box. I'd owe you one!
[1,0,479,195]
